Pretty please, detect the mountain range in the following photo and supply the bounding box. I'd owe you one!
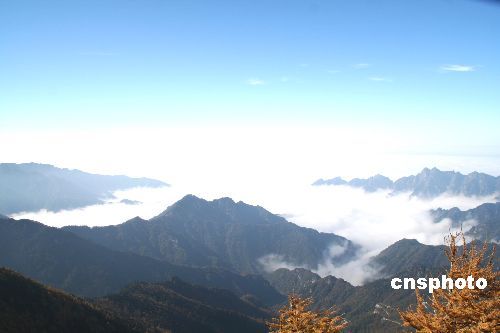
[4,228,496,333]
[0,214,283,305]
[95,277,270,333]
[64,195,357,274]
[0,267,270,333]
[266,268,413,332]
[0,163,167,214]
[432,202,500,242]
[1,168,499,333]
[266,238,499,332]
[314,167,500,198]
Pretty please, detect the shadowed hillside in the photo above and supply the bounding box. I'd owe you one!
[96,277,270,333]
[0,267,137,333]
[0,216,283,305]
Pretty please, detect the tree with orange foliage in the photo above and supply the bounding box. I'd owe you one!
[267,294,347,333]
[400,232,499,332]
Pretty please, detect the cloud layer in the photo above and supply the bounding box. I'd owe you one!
[255,185,494,284]
[246,78,266,85]
[440,64,476,72]
[12,187,184,228]
[12,178,496,285]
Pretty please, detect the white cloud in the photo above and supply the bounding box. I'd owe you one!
[353,63,371,69]
[282,187,493,252]
[258,254,309,272]
[315,249,383,285]
[440,64,476,72]
[327,69,340,74]
[79,51,117,56]
[12,186,183,228]
[369,76,392,82]
[257,243,382,286]
[246,78,266,85]
[254,186,494,285]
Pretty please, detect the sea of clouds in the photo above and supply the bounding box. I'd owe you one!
[12,182,497,285]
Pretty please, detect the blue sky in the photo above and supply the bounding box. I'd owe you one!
[1,0,499,129]
[1,0,500,184]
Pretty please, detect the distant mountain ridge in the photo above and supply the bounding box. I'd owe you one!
[64,195,357,275]
[0,163,167,214]
[314,167,500,198]
[432,202,500,242]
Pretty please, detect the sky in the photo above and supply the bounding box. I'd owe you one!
[1,0,500,192]
[1,0,500,127]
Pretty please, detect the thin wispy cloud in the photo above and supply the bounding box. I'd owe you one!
[299,63,310,68]
[353,63,371,69]
[79,51,117,56]
[440,64,476,72]
[246,78,266,86]
[327,69,340,74]
[368,76,392,82]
